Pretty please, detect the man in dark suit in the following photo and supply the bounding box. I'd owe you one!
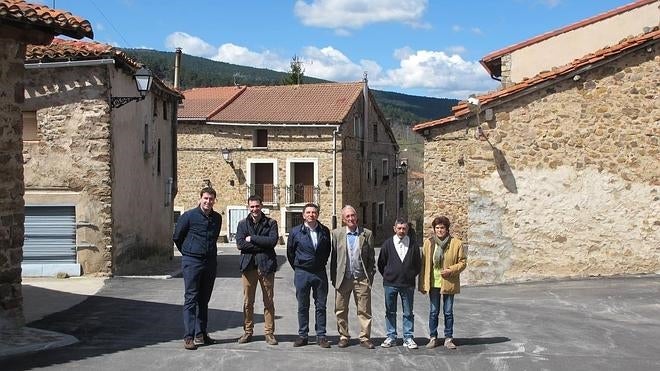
[236,195,279,345]
[330,205,376,349]
[173,187,221,350]
[287,203,332,348]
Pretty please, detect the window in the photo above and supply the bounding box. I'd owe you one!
[367,161,372,181]
[253,129,268,147]
[399,190,404,209]
[373,124,378,142]
[163,100,168,119]
[22,111,38,141]
[157,139,162,175]
[378,202,385,225]
[353,115,362,137]
[153,99,158,117]
[371,203,376,228]
[143,124,149,155]
[382,159,389,179]
[247,159,279,204]
[373,167,378,186]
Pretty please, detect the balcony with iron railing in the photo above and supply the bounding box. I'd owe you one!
[246,184,278,205]
[285,184,320,206]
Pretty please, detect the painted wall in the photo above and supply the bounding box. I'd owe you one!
[504,2,658,85]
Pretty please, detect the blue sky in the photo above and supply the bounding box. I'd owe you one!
[50,0,636,98]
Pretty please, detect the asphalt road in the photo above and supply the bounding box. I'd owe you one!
[4,248,659,371]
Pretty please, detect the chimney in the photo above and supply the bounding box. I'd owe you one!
[174,47,182,89]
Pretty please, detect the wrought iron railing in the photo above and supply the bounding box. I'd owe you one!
[285,184,320,205]
[246,184,278,204]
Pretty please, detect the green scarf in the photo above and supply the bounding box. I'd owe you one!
[432,235,450,269]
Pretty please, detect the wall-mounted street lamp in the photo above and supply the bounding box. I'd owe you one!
[395,158,408,175]
[110,67,154,108]
[221,148,233,164]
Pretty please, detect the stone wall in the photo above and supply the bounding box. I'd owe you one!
[424,45,659,284]
[23,65,113,274]
[0,39,26,330]
[176,93,401,244]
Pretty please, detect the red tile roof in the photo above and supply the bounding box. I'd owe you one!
[413,28,660,132]
[209,82,364,124]
[25,38,182,99]
[179,87,246,120]
[480,0,655,76]
[0,0,93,39]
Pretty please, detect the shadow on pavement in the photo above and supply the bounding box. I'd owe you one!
[3,284,249,370]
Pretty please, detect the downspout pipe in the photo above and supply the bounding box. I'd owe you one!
[174,48,182,89]
[332,126,339,229]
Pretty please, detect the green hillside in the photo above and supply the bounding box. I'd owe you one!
[122,49,458,124]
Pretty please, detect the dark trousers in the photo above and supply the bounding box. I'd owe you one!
[182,255,217,339]
[294,269,328,338]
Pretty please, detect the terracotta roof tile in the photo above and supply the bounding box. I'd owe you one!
[25,38,182,99]
[413,28,660,132]
[209,82,364,124]
[179,87,246,119]
[0,0,93,39]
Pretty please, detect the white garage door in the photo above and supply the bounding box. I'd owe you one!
[23,206,79,276]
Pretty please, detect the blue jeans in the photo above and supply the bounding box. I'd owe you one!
[383,285,415,340]
[182,255,217,339]
[294,269,328,338]
[429,288,454,338]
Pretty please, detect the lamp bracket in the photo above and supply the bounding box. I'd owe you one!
[110,96,145,109]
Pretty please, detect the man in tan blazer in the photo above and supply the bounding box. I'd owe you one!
[330,205,376,349]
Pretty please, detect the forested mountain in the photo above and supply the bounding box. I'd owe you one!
[122,49,459,125]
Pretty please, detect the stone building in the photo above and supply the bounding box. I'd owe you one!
[21,38,183,276]
[480,0,658,87]
[413,24,659,284]
[0,0,93,330]
[177,80,406,244]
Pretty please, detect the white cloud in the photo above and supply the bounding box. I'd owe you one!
[445,45,467,55]
[213,43,288,71]
[541,0,561,8]
[162,33,497,98]
[95,22,105,31]
[471,27,483,35]
[451,25,462,32]
[294,0,428,29]
[371,49,499,98]
[165,32,216,58]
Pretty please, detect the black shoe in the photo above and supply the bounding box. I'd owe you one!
[317,336,331,348]
[194,333,215,346]
[293,337,308,347]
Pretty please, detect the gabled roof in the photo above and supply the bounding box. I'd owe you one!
[25,38,182,99]
[0,0,93,39]
[413,28,660,132]
[209,82,364,124]
[178,86,246,120]
[480,0,656,78]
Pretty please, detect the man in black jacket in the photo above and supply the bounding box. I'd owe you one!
[236,195,279,345]
[377,218,421,349]
[287,203,332,348]
[173,187,221,350]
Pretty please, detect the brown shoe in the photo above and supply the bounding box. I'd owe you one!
[184,337,197,350]
[360,339,375,349]
[265,334,278,345]
[337,338,349,348]
[237,333,253,344]
[194,333,216,346]
[317,336,331,348]
[293,337,308,347]
[425,337,438,349]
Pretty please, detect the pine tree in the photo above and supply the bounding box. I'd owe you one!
[282,55,304,85]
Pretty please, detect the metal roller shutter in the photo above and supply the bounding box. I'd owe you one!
[24,206,76,264]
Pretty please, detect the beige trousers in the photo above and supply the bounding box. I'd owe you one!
[335,276,372,341]
[241,269,275,335]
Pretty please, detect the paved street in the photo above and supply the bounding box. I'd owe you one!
[3,247,660,371]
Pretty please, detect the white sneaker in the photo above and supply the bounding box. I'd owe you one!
[380,337,396,348]
[444,337,457,349]
[403,338,418,349]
